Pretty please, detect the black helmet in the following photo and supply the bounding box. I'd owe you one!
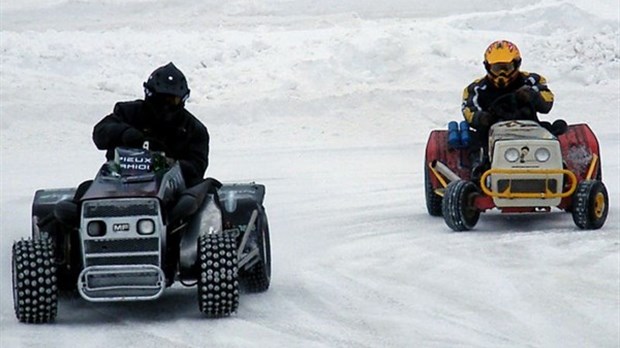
[143,62,190,102]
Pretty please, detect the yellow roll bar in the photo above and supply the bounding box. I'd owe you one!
[428,162,450,189]
[479,168,578,199]
[585,153,599,180]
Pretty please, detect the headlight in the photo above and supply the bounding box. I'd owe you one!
[535,148,551,162]
[137,219,155,235]
[504,147,520,162]
[87,221,106,237]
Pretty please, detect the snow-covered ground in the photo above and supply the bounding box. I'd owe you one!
[1,0,618,347]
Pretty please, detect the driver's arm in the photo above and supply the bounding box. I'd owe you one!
[177,124,209,187]
[522,72,554,114]
[92,102,137,151]
[461,78,490,129]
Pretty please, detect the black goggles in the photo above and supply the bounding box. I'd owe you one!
[149,93,183,107]
[488,62,516,76]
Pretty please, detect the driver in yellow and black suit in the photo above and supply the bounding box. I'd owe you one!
[462,40,555,139]
[461,40,562,179]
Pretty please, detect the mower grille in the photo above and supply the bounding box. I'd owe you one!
[84,238,159,254]
[86,255,159,266]
[83,237,160,268]
[498,179,558,194]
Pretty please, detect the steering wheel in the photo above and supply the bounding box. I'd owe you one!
[141,137,175,172]
[488,93,536,122]
[143,137,171,154]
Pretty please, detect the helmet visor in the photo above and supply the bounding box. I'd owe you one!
[149,93,183,107]
[488,62,516,76]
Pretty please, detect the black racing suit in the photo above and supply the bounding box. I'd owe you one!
[93,100,209,187]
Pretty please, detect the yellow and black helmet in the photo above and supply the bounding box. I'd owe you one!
[483,40,522,88]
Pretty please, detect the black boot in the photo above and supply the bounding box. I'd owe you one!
[469,147,489,184]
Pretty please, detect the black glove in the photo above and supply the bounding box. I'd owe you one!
[516,86,535,104]
[475,111,493,128]
[121,127,145,148]
[551,119,568,136]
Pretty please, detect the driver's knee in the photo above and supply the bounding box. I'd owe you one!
[54,199,79,226]
[74,180,93,201]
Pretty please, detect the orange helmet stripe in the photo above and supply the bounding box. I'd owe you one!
[484,40,521,64]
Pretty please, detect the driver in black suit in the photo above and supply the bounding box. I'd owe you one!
[93,62,209,187]
[39,63,213,276]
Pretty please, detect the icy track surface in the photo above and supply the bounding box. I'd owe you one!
[1,0,619,347]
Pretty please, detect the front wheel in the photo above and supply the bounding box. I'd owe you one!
[572,180,608,230]
[197,233,239,317]
[12,238,58,323]
[442,180,480,231]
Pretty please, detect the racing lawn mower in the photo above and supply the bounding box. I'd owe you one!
[12,145,271,323]
[425,93,608,231]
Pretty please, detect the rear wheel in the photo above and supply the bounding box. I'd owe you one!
[197,233,239,317]
[572,180,608,230]
[425,164,443,216]
[12,238,58,323]
[442,180,480,231]
[241,210,271,293]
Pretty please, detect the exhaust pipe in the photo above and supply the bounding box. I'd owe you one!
[431,160,462,184]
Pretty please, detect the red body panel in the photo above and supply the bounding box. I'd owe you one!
[557,124,601,209]
[557,123,601,181]
[424,130,473,189]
